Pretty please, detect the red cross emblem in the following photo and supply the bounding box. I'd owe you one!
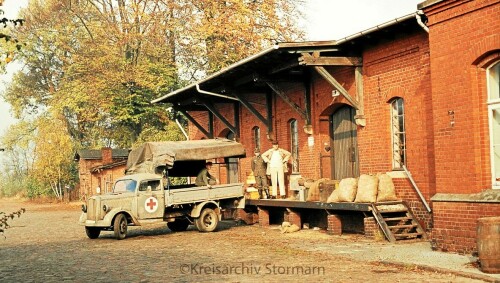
[144,197,158,213]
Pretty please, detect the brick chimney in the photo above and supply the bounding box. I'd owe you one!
[101,147,112,164]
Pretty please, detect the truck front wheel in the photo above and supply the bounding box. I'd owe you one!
[113,213,128,240]
[195,208,218,232]
[167,219,190,232]
[85,227,101,239]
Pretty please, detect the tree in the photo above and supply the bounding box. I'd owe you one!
[0,0,305,199]
[31,113,76,200]
[0,2,25,70]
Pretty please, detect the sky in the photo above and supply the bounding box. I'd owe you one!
[0,0,423,140]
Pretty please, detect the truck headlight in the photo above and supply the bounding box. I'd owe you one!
[103,205,111,212]
[82,204,87,213]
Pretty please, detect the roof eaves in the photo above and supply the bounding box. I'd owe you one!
[335,13,417,45]
[152,45,280,104]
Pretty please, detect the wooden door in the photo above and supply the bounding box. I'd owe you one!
[330,106,359,180]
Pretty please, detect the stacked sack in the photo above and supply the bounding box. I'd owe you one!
[306,178,329,201]
[327,173,398,203]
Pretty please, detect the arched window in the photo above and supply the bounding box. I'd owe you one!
[289,119,299,173]
[390,98,406,170]
[487,61,500,189]
[252,126,261,151]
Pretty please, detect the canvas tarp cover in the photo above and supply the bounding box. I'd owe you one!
[125,139,246,174]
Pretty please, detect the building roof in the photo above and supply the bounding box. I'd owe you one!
[90,160,128,173]
[152,13,420,105]
[74,149,130,161]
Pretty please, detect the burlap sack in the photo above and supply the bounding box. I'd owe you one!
[280,222,300,233]
[307,178,328,201]
[354,174,378,203]
[326,189,340,203]
[376,173,398,202]
[337,178,358,202]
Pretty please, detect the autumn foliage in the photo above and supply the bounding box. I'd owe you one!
[0,0,305,199]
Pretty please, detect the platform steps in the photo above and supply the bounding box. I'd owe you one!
[370,201,427,243]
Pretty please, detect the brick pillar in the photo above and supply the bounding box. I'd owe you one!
[237,209,257,225]
[258,208,270,227]
[285,210,302,228]
[327,215,342,235]
[364,217,383,239]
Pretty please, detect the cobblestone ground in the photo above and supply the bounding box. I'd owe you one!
[0,199,485,282]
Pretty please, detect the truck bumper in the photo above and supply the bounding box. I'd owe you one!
[80,212,113,227]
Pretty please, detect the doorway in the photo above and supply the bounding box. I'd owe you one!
[330,105,359,180]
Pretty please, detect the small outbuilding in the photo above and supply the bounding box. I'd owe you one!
[74,148,129,199]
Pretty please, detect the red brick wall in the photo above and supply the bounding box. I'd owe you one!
[78,158,126,198]
[419,0,500,254]
[423,0,500,194]
[432,201,500,254]
[188,31,431,198]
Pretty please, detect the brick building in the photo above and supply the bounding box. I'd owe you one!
[74,148,129,199]
[153,0,499,254]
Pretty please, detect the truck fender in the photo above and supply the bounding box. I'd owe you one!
[104,208,139,226]
[190,201,220,219]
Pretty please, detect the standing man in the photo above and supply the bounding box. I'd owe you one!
[262,141,291,199]
[251,148,269,199]
[195,161,217,186]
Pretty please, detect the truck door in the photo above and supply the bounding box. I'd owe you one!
[137,179,165,220]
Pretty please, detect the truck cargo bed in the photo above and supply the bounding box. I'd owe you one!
[166,183,244,205]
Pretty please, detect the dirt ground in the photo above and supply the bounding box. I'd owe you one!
[0,198,490,282]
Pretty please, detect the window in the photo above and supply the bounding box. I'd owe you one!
[289,119,299,173]
[113,179,137,193]
[139,180,161,191]
[252,126,261,150]
[390,98,406,169]
[488,61,500,189]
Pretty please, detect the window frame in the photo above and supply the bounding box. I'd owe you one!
[289,119,299,173]
[487,61,500,189]
[390,97,406,170]
[252,126,261,151]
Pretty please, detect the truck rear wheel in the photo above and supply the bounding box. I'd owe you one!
[195,208,218,232]
[113,213,128,240]
[167,219,190,232]
[85,227,101,239]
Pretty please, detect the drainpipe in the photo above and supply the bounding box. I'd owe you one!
[166,107,189,140]
[416,10,429,33]
[176,119,189,140]
[403,165,432,213]
[195,84,239,101]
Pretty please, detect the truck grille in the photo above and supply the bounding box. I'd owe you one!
[87,199,96,220]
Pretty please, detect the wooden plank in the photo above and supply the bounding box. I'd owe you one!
[371,204,397,243]
[389,224,417,229]
[402,201,428,240]
[200,98,237,136]
[245,199,371,211]
[383,216,412,221]
[313,66,360,110]
[394,232,423,238]
[299,55,362,66]
[178,109,213,139]
[266,82,307,120]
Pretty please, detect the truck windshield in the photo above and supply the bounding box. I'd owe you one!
[113,179,137,193]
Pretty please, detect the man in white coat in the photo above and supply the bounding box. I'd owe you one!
[262,141,291,199]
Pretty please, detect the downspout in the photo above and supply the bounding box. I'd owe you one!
[195,84,239,101]
[403,165,432,213]
[176,119,189,140]
[416,10,429,33]
[166,107,189,140]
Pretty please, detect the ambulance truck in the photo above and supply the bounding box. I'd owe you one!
[80,139,246,240]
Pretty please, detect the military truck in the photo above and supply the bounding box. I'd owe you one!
[80,139,246,240]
